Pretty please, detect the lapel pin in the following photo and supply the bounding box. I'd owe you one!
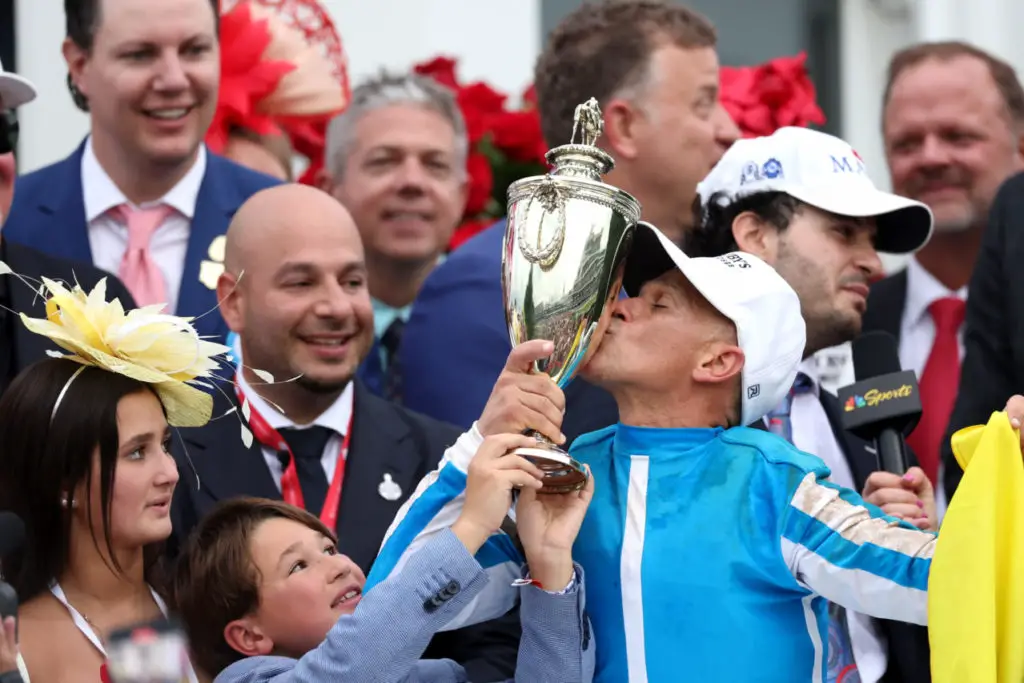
[378,473,402,502]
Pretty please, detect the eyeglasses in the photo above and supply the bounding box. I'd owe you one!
[0,111,19,155]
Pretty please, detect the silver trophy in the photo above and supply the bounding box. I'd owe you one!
[503,98,642,493]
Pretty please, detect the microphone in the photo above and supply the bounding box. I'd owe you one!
[0,512,24,683]
[838,331,923,474]
[105,618,191,683]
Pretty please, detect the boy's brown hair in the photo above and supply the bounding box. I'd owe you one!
[172,497,336,677]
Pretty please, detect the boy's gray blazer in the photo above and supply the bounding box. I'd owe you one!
[214,529,594,683]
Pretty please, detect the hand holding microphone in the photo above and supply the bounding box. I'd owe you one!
[839,332,935,529]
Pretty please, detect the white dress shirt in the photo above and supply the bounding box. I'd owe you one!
[237,372,354,491]
[899,256,968,521]
[786,359,889,683]
[82,137,207,315]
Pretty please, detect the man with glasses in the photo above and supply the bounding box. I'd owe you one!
[0,61,136,396]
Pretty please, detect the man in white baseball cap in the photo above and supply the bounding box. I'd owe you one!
[684,127,939,680]
[367,218,941,682]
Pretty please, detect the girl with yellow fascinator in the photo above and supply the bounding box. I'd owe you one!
[0,273,228,683]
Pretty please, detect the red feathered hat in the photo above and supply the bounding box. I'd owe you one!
[209,0,350,183]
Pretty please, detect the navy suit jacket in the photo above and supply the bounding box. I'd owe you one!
[399,220,619,445]
[3,141,281,344]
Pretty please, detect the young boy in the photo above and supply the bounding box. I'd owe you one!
[173,433,594,683]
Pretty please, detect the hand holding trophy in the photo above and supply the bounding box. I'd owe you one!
[502,97,643,493]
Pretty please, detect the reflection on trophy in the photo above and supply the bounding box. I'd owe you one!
[503,97,642,493]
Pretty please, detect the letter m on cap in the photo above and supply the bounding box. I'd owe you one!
[831,155,855,173]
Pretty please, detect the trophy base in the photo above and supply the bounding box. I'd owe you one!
[514,444,588,494]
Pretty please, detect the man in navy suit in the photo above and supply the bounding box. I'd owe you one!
[320,72,469,403]
[399,1,739,441]
[3,0,279,345]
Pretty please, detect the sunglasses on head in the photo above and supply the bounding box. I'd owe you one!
[0,111,19,156]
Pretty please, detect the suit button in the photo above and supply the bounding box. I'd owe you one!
[445,580,460,595]
[423,594,444,613]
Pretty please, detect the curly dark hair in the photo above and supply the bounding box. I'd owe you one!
[683,191,803,258]
[534,0,716,148]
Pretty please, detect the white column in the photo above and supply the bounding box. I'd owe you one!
[12,0,542,173]
[14,0,89,174]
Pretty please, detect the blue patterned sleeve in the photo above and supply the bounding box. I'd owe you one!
[779,469,935,625]
[365,424,526,632]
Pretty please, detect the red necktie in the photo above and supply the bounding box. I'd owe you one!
[907,297,966,483]
[115,203,173,309]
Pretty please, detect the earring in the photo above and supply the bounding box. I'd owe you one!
[65,73,90,113]
[60,494,77,510]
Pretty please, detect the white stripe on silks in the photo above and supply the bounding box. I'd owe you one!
[789,473,936,559]
[621,455,650,683]
[781,538,928,625]
[800,594,824,683]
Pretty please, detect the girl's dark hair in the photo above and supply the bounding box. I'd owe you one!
[683,190,803,258]
[0,359,166,601]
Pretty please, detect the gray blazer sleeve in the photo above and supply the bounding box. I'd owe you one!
[214,528,593,683]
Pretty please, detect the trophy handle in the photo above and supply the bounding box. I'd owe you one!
[516,177,568,270]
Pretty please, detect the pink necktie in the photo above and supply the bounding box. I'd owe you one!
[115,203,173,309]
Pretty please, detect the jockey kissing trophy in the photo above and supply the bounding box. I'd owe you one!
[503,97,642,493]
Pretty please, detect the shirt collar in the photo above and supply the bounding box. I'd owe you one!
[81,137,207,221]
[370,253,447,339]
[236,372,354,435]
[372,298,412,340]
[904,256,968,328]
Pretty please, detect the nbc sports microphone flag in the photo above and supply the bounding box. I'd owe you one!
[928,411,1024,683]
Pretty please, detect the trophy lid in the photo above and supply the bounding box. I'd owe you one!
[544,97,615,182]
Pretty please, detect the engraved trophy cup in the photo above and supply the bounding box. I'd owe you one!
[503,98,642,493]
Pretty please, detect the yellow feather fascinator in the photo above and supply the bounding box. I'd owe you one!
[17,276,230,427]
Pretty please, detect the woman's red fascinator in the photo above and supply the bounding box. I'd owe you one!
[208,0,350,184]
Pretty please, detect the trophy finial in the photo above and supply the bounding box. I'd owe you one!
[571,97,603,147]
[546,97,614,180]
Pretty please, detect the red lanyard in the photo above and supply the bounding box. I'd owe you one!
[234,380,353,530]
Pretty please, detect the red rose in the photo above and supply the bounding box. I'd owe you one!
[449,218,495,251]
[414,56,459,90]
[457,82,508,143]
[464,152,494,216]
[522,84,538,110]
[489,110,547,164]
[719,52,825,138]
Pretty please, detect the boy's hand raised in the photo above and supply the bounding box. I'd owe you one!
[516,470,594,590]
[451,434,545,554]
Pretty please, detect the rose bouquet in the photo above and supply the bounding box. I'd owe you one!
[719,51,826,138]
[413,57,548,250]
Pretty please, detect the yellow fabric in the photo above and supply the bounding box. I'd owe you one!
[18,277,229,427]
[929,411,1024,682]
